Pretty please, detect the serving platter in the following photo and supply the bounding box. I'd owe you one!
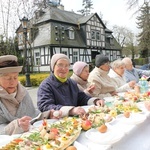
[33,119,58,127]
[85,125,124,145]
[117,113,146,125]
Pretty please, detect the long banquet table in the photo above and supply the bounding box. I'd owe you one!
[75,102,150,150]
[1,100,150,150]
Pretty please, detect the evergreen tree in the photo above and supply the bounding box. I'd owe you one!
[78,0,93,16]
[33,0,61,9]
[137,2,150,57]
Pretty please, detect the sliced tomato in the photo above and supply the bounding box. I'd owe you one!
[50,128,59,135]
[13,138,24,143]
[42,120,47,126]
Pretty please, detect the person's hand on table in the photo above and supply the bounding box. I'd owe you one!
[18,116,32,132]
[49,109,62,119]
[94,99,104,106]
[134,85,140,93]
[129,81,136,88]
[69,107,86,116]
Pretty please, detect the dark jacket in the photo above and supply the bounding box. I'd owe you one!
[37,74,91,112]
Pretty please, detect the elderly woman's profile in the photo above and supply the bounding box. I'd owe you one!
[0,55,61,135]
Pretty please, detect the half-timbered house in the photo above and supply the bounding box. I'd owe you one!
[16,5,121,72]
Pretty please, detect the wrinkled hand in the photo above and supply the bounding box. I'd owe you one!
[18,116,32,132]
[69,107,86,116]
[110,91,117,96]
[129,81,136,88]
[87,84,95,94]
[94,99,104,106]
[134,85,140,93]
[49,109,62,119]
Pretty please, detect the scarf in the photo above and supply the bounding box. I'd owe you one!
[55,75,67,83]
[0,82,26,116]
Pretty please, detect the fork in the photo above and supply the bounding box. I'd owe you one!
[29,113,42,125]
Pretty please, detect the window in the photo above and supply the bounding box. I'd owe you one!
[91,30,95,39]
[18,33,23,44]
[73,51,78,63]
[69,30,75,39]
[96,32,100,40]
[67,27,75,40]
[35,52,41,66]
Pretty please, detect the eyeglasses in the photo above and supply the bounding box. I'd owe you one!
[104,62,110,66]
[55,63,70,69]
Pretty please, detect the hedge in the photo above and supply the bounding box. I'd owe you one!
[19,71,73,86]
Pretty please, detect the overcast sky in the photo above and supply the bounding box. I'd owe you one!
[62,0,140,34]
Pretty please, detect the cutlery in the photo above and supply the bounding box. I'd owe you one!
[30,113,42,125]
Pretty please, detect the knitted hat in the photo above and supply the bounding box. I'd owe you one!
[0,55,22,74]
[73,61,88,76]
[50,53,70,71]
[95,54,109,67]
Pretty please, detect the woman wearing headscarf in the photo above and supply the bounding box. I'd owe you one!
[88,54,117,98]
[70,61,95,96]
[0,55,60,135]
[37,53,104,117]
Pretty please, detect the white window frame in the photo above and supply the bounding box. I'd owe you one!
[69,28,75,39]
[35,52,41,66]
[73,51,78,63]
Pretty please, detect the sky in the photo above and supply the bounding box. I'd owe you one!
[61,0,140,34]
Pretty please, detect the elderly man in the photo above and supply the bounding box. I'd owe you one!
[122,57,150,83]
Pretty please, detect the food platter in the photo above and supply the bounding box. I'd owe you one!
[81,105,92,112]
[33,119,58,127]
[85,125,124,145]
[1,117,82,150]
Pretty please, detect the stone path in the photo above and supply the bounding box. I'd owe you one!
[26,87,38,108]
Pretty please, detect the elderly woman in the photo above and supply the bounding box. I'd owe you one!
[0,55,60,135]
[70,61,95,96]
[37,53,104,116]
[108,59,139,92]
[88,54,117,98]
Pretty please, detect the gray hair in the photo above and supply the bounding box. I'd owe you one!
[110,59,125,70]
[122,57,132,65]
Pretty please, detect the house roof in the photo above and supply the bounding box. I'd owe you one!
[32,6,106,28]
[105,35,121,50]
[78,13,106,28]
[32,6,82,25]
[17,5,120,51]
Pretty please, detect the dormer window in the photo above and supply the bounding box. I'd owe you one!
[67,27,75,40]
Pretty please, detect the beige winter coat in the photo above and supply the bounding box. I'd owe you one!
[88,67,117,98]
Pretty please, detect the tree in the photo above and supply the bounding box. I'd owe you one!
[126,0,149,12]
[33,0,61,9]
[78,0,93,16]
[0,35,20,56]
[136,2,150,58]
[112,25,139,59]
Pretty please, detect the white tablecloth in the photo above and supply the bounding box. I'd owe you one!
[76,104,150,150]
